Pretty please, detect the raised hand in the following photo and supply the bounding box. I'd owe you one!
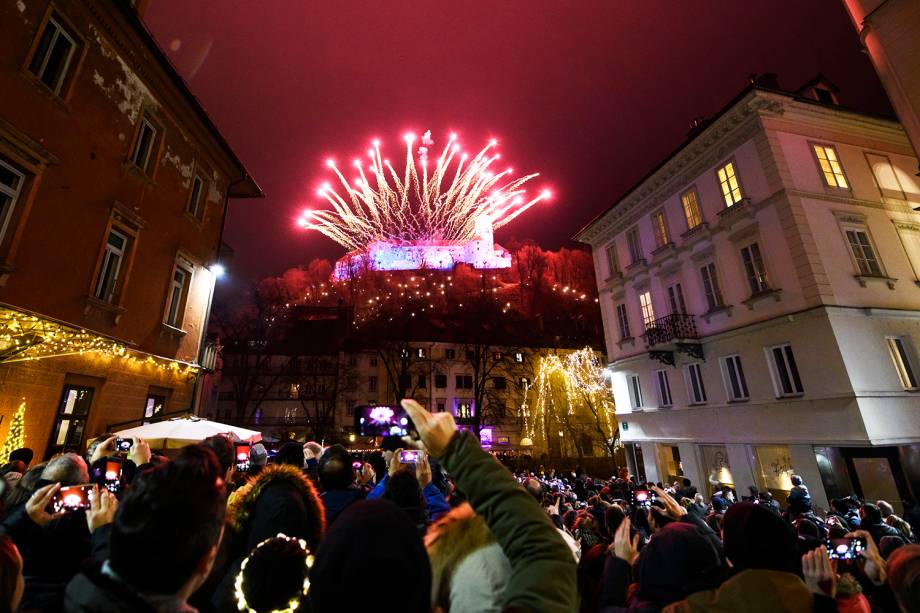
[416,452,432,488]
[610,517,639,564]
[400,398,457,457]
[85,485,118,533]
[802,547,837,598]
[26,483,65,526]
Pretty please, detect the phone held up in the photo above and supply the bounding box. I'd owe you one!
[398,450,421,464]
[115,437,133,453]
[52,484,94,513]
[826,536,866,560]
[235,444,250,473]
[103,459,123,493]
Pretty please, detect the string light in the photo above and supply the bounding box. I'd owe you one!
[0,399,26,463]
[234,533,314,613]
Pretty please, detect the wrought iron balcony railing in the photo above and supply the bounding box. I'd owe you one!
[642,314,698,347]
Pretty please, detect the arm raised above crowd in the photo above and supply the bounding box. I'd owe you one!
[401,399,577,613]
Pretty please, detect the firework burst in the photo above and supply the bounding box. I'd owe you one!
[299,131,550,251]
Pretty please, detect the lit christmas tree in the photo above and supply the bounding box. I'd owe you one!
[0,400,26,463]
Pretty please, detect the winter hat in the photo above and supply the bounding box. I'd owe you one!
[310,500,431,612]
[635,522,724,604]
[723,502,798,574]
[274,442,304,467]
[9,448,33,467]
[249,444,268,467]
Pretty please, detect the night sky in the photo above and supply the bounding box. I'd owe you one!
[144,1,890,281]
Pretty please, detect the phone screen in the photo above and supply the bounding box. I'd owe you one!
[235,445,250,472]
[53,485,93,513]
[115,437,133,453]
[827,537,865,560]
[399,450,420,464]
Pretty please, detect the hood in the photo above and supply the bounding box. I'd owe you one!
[664,569,813,613]
[226,463,322,535]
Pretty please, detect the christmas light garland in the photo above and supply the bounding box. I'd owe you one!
[234,533,314,613]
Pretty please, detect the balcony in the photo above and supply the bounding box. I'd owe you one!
[641,314,703,365]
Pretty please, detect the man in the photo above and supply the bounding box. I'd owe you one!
[202,435,237,489]
[317,445,365,525]
[860,503,904,548]
[303,441,323,481]
[64,445,227,611]
[248,443,268,477]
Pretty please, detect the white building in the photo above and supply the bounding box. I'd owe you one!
[576,77,920,511]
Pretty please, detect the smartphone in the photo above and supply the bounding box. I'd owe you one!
[826,537,866,560]
[104,460,123,493]
[235,444,250,472]
[115,437,133,453]
[52,484,94,513]
[634,490,654,507]
[398,450,420,464]
[352,461,362,470]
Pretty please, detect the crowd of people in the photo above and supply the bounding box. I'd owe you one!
[0,399,917,612]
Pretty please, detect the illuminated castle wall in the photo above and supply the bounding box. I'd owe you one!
[334,216,512,278]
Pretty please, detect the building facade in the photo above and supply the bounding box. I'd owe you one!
[577,79,920,511]
[0,0,260,459]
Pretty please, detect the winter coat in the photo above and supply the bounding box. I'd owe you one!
[664,568,835,613]
[64,561,196,613]
[319,487,365,526]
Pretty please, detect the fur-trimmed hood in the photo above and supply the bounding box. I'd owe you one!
[225,463,325,550]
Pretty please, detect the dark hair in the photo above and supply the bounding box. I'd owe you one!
[0,462,25,477]
[85,435,114,465]
[888,544,920,611]
[861,503,883,525]
[318,445,353,491]
[380,436,403,453]
[682,478,692,487]
[0,535,21,613]
[202,435,235,475]
[383,469,424,513]
[605,505,626,535]
[110,445,226,594]
[240,536,309,613]
[3,463,45,509]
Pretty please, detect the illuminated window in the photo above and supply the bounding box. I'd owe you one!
[0,159,25,248]
[164,258,193,328]
[681,188,703,229]
[28,15,77,95]
[721,354,749,401]
[626,228,642,264]
[652,210,670,247]
[685,363,707,404]
[131,117,159,174]
[455,400,474,419]
[865,153,906,200]
[887,337,918,390]
[812,144,848,188]
[48,385,94,457]
[716,161,743,207]
[94,229,128,303]
[416,347,426,359]
[639,291,655,328]
[606,243,620,276]
[616,303,630,339]
[289,383,300,399]
[844,227,882,276]
[187,174,205,219]
[514,351,524,363]
[740,243,770,294]
[143,393,166,422]
[700,263,725,310]
[655,369,673,407]
[767,344,804,397]
[667,283,687,315]
[628,375,644,408]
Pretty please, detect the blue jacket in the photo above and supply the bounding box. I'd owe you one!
[366,475,450,521]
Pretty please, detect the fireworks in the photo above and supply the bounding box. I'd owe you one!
[299,131,551,251]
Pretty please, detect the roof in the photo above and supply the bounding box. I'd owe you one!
[573,76,898,243]
[114,1,263,199]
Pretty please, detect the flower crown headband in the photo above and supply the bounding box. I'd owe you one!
[234,533,314,613]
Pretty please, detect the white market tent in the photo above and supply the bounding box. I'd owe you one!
[114,417,261,450]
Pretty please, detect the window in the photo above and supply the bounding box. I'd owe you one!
[721,355,749,401]
[514,351,524,363]
[348,355,358,367]
[639,291,655,329]
[445,348,456,360]
[681,188,703,229]
[493,352,503,361]
[716,161,743,207]
[369,356,378,367]
[887,337,918,390]
[768,344,804,397]
[667,283,687,315]
[685,363,707,404]
[0,159,25,247]
[455,400,474,419]
[131,117,158,173]
[655,369,673,407]
[628,375,644,409]
[434,374,447,389]
[844,228,882,276]
[164,259,193,328]
[187,174,205,219]
[289,383,300,399]
[416,347,427,359]
[143,393,165,422]
[741,243,770,294]
[616,303,631,339]
[368,376,378,393]
[812,144,848,188]
[94,229,128,303]
[48,385,94,457]
[626,228,642,264]
[417,374,426,389]
[865,153,906,200]
[465,349,474,361]
[28,15,77,95]
[700,263,725,310]
[493,376,507,389]
[606,243,620,276]
[652,210,670,247]
[436,399,446,412]
[456,375,473,389]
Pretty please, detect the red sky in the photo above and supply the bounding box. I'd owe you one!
[144,1,890,280]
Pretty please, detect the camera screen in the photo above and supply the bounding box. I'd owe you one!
[104,461,122,482]
[356,405,413,437]
[827,537,865,560]
[53,485,93,513]
[116,438,132,452]
[399,450,420,463]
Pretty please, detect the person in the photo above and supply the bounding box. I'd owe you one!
[233,534,312,613]
[366,449,449,522]
[248,443,268,477]
[878,500,916,543]
[424,502,511,613]
[202,434,236,485]
[8,449,33,469]
[303,441,323,481]
[316,445,364,525]
[860,503,903,548]
[523,477,580,562]
[64,444,226,611]
[0,535,24,613]
[273,441,305,469]
[381,468,429,533]
[887,544,920,612]
[1,462,45,512]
